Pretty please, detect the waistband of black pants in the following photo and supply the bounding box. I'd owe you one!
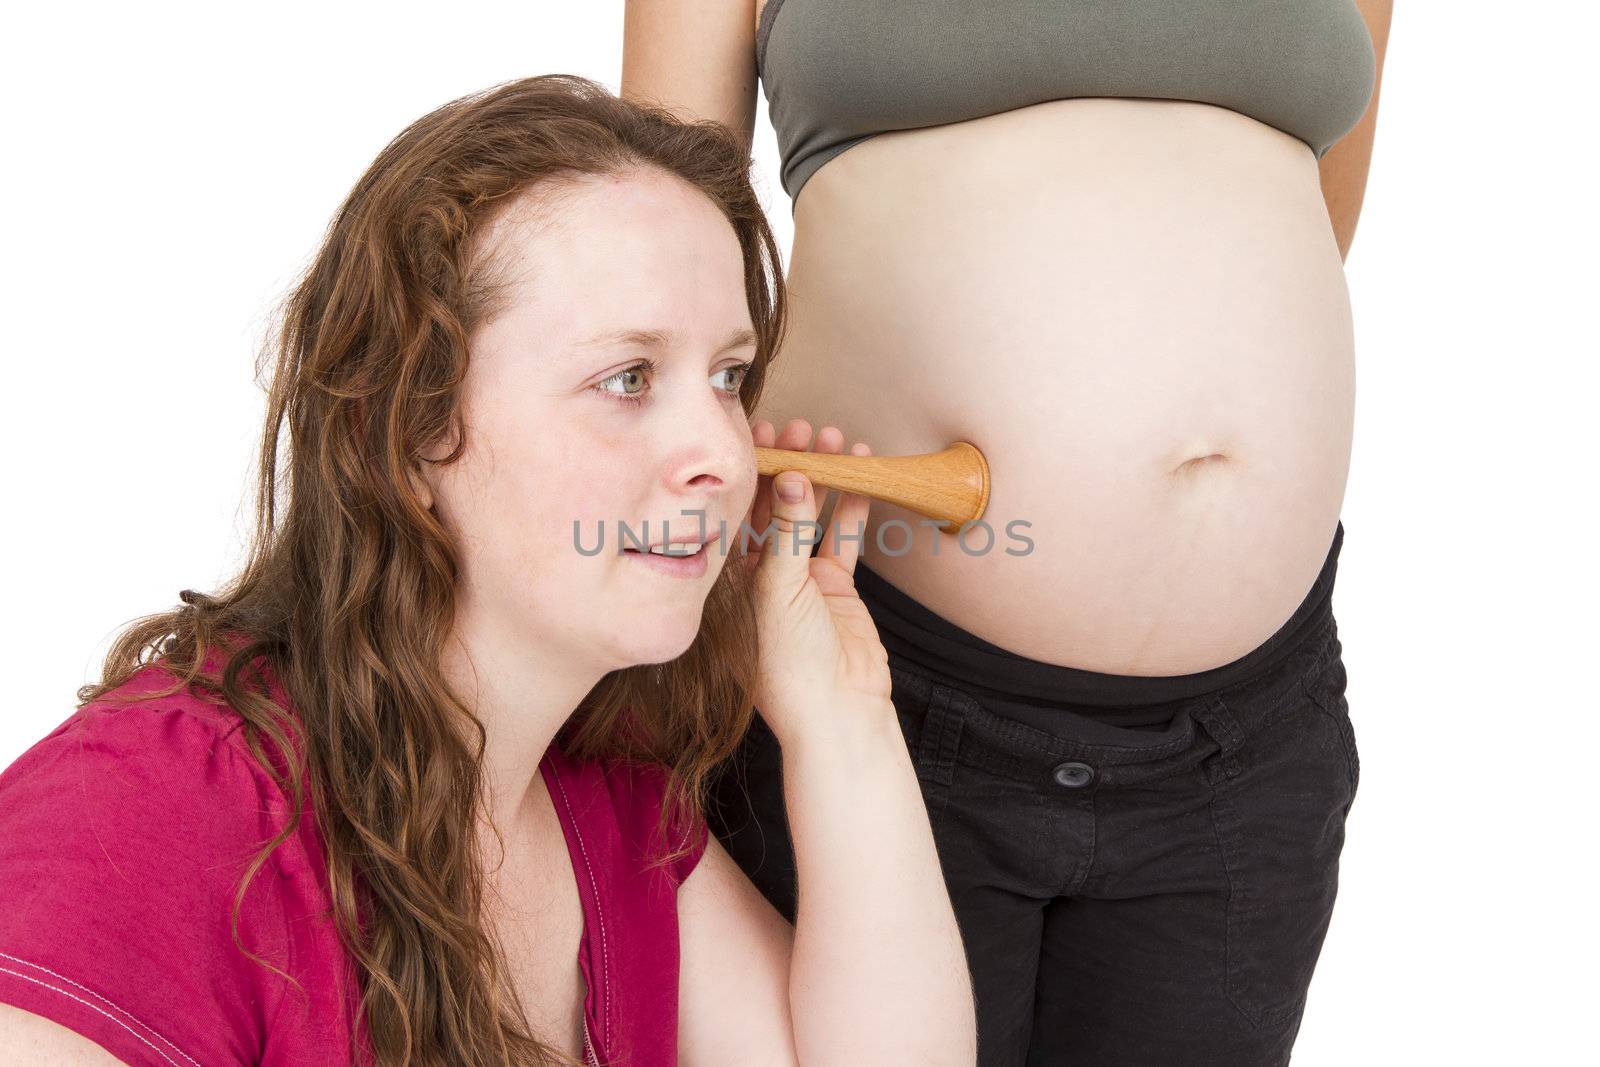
[856,520,1343,733]
[886,605,1341,787]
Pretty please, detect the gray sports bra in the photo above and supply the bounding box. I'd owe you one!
[756,0,1377,204]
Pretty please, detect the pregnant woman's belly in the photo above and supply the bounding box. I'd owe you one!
[755,97,1355,675]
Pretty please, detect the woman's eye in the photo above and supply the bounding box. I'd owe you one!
[595,360,654,406]
[594,358,752,407]
[715,361,754,394]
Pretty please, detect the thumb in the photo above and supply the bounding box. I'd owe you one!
[756,471,822,597]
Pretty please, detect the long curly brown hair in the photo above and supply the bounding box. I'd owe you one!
[73,73,785,1066]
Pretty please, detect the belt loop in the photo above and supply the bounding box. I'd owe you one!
[1193,695,1246,779]
[917,686,965,787]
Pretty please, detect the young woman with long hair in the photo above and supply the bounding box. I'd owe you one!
[0,74,974,1066]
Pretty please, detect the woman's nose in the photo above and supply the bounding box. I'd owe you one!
[659,396,750,498]
[674,428,746,496]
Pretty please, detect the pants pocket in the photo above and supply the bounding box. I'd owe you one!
[1305,645,1360,809]
[890,665,961,822]
[1207,686,1354,1029]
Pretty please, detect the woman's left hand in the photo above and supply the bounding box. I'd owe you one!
[739,418,893,752]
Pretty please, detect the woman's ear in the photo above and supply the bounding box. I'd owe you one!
[408,426,465,516]
[353,395,437,512]
[407,460,435,512]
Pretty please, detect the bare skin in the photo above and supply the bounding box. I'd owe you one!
[477,772,589,1059]
[624,0,1393,676]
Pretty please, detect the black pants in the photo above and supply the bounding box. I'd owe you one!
[706,523,1359,1066]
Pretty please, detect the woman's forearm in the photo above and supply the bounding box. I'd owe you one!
[782,701,977,1066]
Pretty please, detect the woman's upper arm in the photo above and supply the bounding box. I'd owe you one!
[676,832,800,1066]
[0,1002,128,1066]
[621,0,760,150]
[1320,0,1395,260]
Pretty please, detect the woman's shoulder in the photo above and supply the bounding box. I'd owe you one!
[2,663,298,827]
[0,665,343,1066]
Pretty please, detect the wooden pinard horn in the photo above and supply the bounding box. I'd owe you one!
[755,441,990,534]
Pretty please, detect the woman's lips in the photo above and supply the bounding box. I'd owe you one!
[622,542,709,579]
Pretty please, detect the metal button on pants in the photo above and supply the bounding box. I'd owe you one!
[1052,761,1095,788]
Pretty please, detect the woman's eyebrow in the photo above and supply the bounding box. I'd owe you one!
[574,327,757,354]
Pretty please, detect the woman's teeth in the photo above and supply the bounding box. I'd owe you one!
[626,537,711,579]
[647,542,704,556]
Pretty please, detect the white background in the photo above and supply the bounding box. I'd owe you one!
[2,3,1595,1062]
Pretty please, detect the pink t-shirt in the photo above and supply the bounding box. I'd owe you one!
[0,657,708,1066]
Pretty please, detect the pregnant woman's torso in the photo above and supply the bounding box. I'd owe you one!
[752,0,1371,675]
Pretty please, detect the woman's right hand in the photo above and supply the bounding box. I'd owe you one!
[740,418,894,752]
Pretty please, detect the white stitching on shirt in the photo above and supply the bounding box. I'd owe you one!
[548,767,612,1053]
[0,957,198,1067]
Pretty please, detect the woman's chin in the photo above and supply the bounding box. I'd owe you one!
[616,607,705,667]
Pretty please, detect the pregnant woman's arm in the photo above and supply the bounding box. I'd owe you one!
[1319,0,1395,260]
[622,0,760,151]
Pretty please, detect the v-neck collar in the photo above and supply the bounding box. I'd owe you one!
[537,741,609,1064]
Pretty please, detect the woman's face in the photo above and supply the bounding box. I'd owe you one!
[416,168,759,673]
